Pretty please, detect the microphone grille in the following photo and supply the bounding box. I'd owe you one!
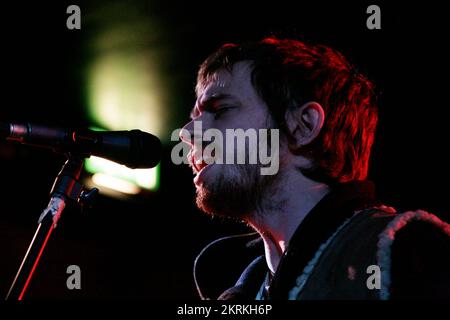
[129,130,162,169]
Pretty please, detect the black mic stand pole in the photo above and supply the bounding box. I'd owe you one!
[5,154,98,300]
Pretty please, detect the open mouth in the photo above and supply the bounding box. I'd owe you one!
[194,159,208,173]
[190,151,207,173]
[190,149,215,174]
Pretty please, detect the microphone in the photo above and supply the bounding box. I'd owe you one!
[0,122,162,169]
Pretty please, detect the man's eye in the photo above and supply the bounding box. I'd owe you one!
[214,107,233,119]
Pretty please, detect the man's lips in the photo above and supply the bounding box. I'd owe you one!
[190,151,205,173]
[194,159,208,173]
[190,149,213,174]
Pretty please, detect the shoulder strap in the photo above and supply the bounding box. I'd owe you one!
[377,210,450,299]
[289,206,396,299]
[289,207,450,300]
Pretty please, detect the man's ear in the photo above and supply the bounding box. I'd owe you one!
[285,101,325,150]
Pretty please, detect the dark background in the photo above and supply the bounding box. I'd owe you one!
[0,0,448,300]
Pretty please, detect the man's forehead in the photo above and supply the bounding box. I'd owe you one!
[196,61,253,103]
[196,70,233,103]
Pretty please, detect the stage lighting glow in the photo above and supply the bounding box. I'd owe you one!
[91,173,141,195]
[82,3,171,197]
[85,156,159,192]
[86,52,167,139]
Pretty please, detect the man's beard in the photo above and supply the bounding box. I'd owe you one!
[195,163,282,220]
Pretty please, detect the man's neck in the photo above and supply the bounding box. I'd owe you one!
[246,174,330,274]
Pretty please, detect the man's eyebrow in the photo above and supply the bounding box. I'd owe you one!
[190,94,236,119]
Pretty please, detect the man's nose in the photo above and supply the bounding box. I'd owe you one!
[180,113,212,145]
[180,120,194,145]
[180,119,206,146]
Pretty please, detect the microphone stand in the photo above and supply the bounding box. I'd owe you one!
[5,154,98,300]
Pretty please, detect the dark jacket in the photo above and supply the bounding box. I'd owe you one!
[194,181,450,300]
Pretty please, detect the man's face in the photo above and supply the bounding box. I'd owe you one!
[182,61,284,219]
